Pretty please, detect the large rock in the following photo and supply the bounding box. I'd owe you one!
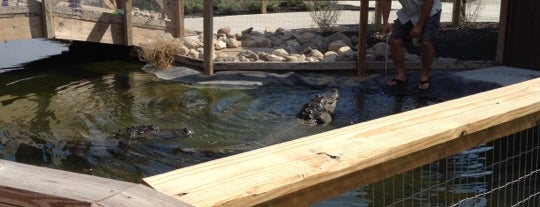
[323,32,352,51]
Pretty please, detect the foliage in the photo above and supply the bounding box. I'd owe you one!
[137,37,184,69]
[306,0,341,32]
[460,0,485,25]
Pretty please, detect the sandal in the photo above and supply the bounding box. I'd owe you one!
[386,78,407,87]
[418,80,430,90]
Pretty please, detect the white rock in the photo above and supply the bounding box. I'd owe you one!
[214,40,227,50]
[310,49,324,60]
[266,54,284,62]
[225,38,242,48]
[328,40,348,52]
[272,48,289,57]
[183,36,203,49]
[323,51,338,62]
[337,46,353,55]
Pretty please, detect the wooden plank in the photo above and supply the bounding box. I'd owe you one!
[0,15,44,41]
[496,0,508,65]
[203,0,214,75]
[0,160,192,207]
[42,0,55,38]
[143,78,540,206]
[192,59,495,71]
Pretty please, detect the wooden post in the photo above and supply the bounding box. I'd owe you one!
[203,0,214,75]
[260,0,267,14]
[123,0,133,46]
[374,0,382,30]
[496,0,509,64]
[41,0,55,38]
[452,0,462,25]
[175,0,185,38]
[357,0,369,77]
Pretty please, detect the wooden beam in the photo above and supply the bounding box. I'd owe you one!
[452,0,462,25]
[496,0,509,65]
[260,0,267,14]
[0,160,192,207]
[357,0,369,77]
[203,0,214,75]
[175,0,185,38]
[143,75,540,206]
[42,0,55,38]
[123,0,133,45]
[374,0,382,30]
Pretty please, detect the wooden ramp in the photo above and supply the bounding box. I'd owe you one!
[0,0,183,46]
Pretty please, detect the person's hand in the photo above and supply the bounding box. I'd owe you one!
[410,25,422,37]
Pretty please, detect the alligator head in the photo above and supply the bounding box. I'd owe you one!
[296,88,340,125]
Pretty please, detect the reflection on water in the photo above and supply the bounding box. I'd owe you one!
[0,42,503,203]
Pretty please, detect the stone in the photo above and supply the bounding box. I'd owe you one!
[328,40,349,52]
[183,36,203,49]
[284,55,298,62]
[178,45,189,55]
[225,38,242,48]
[305,57,319,62]
[310,49,324,61]
[237,50,259,61]
[214,40,227,50]
[187,49,200,59]
[372,42,390,59]
[323,32,352,51]
[272,48,289,57]
[323,51,338,62]
[266,54,284,62]
[217,26,231,37]
[337,46,353,55]
[264,26,276,34]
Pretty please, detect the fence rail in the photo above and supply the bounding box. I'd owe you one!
[142,77,540,206]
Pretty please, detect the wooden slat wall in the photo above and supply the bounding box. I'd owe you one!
[503,0,540,70]
[143,78,540,206]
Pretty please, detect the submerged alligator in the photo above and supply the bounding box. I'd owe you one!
[0,125,214,167]
[296,88,340,125]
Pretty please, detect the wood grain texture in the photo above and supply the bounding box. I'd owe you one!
[0,160,192,207]
[143,78,540,206]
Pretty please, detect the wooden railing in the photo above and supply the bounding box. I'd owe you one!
[142,78,540,206]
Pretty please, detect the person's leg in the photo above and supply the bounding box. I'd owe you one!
[387,20,413,86]
[418,11,441,90]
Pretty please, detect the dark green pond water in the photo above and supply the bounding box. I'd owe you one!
[1,39,507,206]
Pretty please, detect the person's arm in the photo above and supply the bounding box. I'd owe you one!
[410,0,434,37]
[381,0,392,34]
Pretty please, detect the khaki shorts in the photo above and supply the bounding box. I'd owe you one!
[391,11,441,44]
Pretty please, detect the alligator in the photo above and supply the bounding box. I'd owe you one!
[296,88,340,125]
[1,125,197,165]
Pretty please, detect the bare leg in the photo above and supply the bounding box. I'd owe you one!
[387,38,407,85]
[419,41,434,89]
